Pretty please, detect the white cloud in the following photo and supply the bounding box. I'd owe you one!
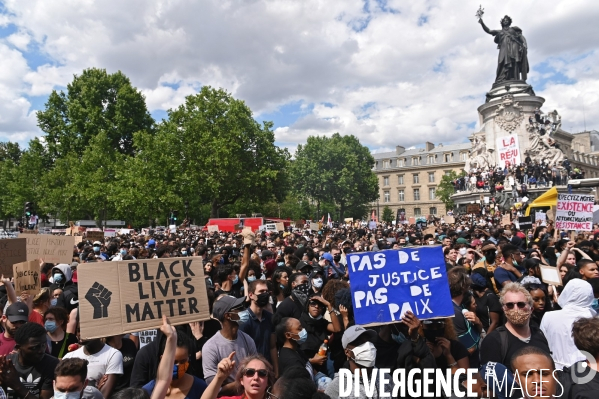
[0,0,598,150]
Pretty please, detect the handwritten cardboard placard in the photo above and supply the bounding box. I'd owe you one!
[13,261,41,296]
[0,238,27,278]
[501,214,511,226]
[86,231,105,243]
[207,225,219,233]
[77,257,210,340]
[19,234,74,264]
[275,222,285,232]
[309,222,319,232]
[444,216,455,224]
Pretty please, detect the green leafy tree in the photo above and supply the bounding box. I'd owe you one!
[292,133,378,220]
[437,170,464,211]
[37,68,155,159]
[157,86,290,218]
[381,206,394,223]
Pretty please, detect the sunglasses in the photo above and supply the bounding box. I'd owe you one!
[243,368,268,378]
[504,302,527,309]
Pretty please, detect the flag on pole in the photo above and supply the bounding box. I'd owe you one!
[327,213,332,228]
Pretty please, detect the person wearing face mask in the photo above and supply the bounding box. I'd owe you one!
[52,358,104,399]
[308,269,325,296]
[202,296,257,396]
[91,241,108,261]
[480,282,550,367]
[50,265,79,313]
[540,279,596,370]
[215,264,243,298]
[299,296,342,376]
[272,274,310,327]
[472,242,500,294]
[44,307,78,360]
[325,326,394,399]
[237,281,276,366]
[111,243,130,262]
[276,317,313,378]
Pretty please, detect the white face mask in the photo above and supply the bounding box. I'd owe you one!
[459,248,467,256]
[350,341,377,368]
[312,278,323,288]
[54,388,83,399]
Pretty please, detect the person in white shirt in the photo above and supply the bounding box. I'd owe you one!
[540,279,596,370]
[63,337,123,398]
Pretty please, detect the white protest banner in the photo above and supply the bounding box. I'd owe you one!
[0,238,27,278]
[535,212,546,223]
[13,261,41,296]
[555,194,595,231]
[77,257,210,339]
[104,228,117,237]
[540,266,562,286]
[264,224,277,232]
[207,225,219,233]
[496,135,521,168]
[20,234,75,264]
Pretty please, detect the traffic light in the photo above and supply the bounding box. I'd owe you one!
[172,210,179,221]
[24,202,34,217]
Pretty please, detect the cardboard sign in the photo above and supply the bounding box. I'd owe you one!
[0,238,27,277]
[104,228,117,238]
[295,220,304,228]
[423,226,436,236]
[264,224,277,232]
[309,223,319,232]
[207,225,219,233]
[466,204,480,214]
[86,231,105,243]
[74,236,83,245]
[496,135,521,168]
[20,235,75,264]
[540,266,562,286]
[275,222,285,232]
[13,261,41,296]
[78,257,210,340]
[242,228,255,246]
[501,214,511,226]
[346,246,453,326]
[518,216,533,230]
[556,194,595,231]
[535,212,546,224]
[444,216,455,224]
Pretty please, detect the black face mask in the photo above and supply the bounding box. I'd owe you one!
[424,328,445,343]
[255,292,270,308]
[334,255,341,263]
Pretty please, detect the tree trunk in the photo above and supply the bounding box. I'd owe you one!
[210,200,219,218]
[339,202,345,222]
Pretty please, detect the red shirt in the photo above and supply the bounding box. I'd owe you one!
[29,311,44,326]
[0,333,15,356]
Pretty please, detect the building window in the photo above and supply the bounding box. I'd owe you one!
[444,153,452,162]
[398,190,404,202]
[428,172,435,183]
[429,187,436,200]
[414,189,420,201]
[414,208,421,216]
[429,207,437,215]
[398,175,404,185]
[413,174,420,184]
[397,159,404,167]
[444,170,452,176]
[428,155,435,164]
[383,160,390,169]
[412,157,420,166]
[383,176,389,186]
[460,152,468,161]
[384,191,390,203]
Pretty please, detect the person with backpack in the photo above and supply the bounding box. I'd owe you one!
[480,282,550,367]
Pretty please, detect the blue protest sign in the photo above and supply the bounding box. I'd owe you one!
[347,246,454,325]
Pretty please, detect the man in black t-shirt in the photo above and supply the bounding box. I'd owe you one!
[0,322,59,399]
[480,282,550,367]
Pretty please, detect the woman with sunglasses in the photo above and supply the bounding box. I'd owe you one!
[201,353,274,399]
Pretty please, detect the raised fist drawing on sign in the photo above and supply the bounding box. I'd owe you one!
[85,282,112,319]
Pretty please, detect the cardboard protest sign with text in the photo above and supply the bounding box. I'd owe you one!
[275,222,285,232]
[556,194,594,231]
[0,238,27,277]
[13,261,41,296]
[347,246,453,326]
[77,257,210,339]
[207,225,219,233]
[86,231,105,243]
[19,234,74,264]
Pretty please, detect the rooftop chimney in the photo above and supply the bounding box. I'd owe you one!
[396,145,405,155]
[425,142,434,151]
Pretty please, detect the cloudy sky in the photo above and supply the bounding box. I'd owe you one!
[0,0,598,153]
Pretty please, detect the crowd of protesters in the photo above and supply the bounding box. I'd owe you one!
[1,214,599,398]
[455,156,584,196]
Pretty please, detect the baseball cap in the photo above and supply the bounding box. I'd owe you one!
[5,302,29,323]
[147,239,156,247]
[456,237,470,245]
[93,241,102,246]
[470,239,482,247]
[321,253,334,264]
[261,250,274,260]
[212,295,246,321]
[341,325,377,349]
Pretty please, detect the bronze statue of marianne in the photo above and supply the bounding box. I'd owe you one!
[479,15,530,83]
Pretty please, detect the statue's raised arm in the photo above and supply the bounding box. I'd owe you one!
[478,18,496,36]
